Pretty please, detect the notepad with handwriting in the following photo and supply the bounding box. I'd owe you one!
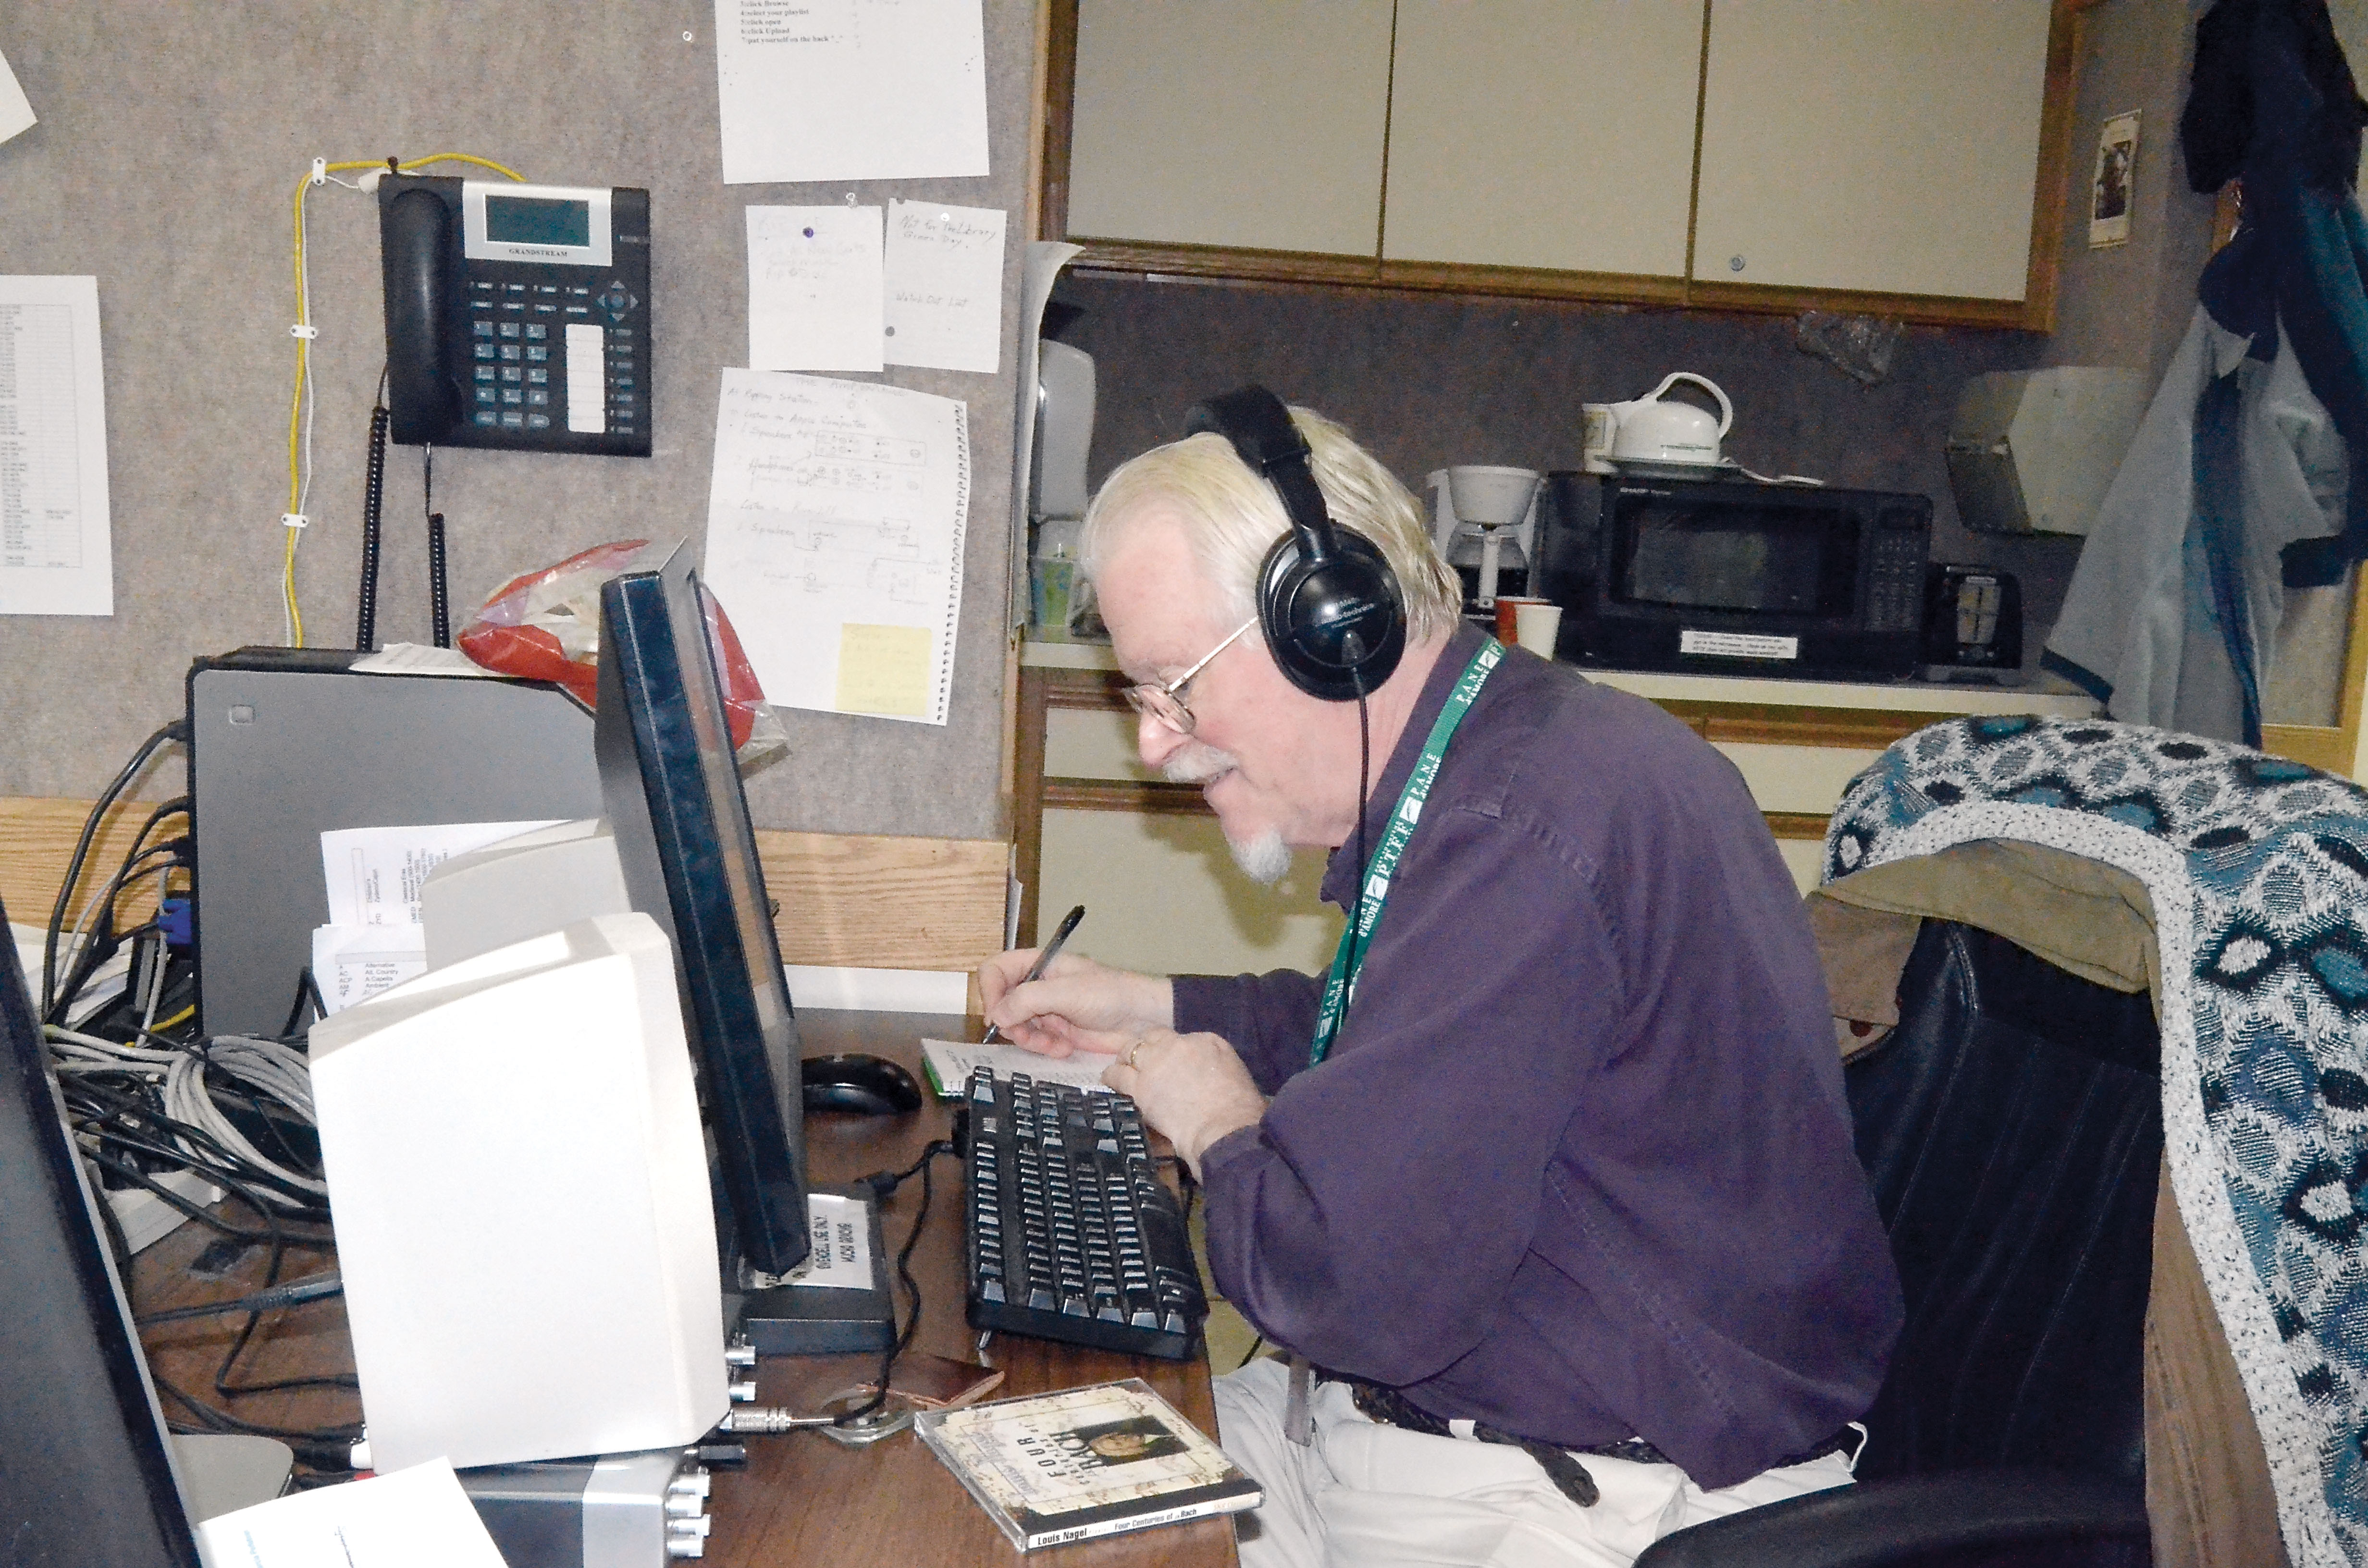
[919,1038,1115,1100]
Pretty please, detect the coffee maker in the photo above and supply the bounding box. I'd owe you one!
[1427,466,1540,616]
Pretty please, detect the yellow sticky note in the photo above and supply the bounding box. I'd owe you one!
[836,623,933,717]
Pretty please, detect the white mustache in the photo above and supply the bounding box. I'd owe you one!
[1162,743,1239,786]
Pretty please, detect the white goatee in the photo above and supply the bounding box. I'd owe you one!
[1163,744,1290,884]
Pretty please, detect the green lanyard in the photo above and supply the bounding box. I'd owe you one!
[1309,638,1504,1066]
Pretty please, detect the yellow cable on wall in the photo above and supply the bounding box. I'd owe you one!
[281,153,525,648]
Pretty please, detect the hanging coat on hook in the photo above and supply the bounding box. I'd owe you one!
[2046,0,2368,743]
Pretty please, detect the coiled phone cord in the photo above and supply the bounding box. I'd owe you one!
[423,442,451,648]
[354,401,388,651]
[428,514,450,648]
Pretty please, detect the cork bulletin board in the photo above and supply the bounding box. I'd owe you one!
[0,0,1035,844]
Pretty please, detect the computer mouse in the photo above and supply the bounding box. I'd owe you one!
[800,1053,925,1116]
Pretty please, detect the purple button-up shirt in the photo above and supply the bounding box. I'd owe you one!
[1177,626,1902,1489]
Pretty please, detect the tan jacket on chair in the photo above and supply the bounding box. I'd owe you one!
[1808,840,2286,1568]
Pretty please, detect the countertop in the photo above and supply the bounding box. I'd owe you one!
[1020,638,2102,719]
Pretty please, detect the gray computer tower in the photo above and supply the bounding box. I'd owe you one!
[186,649,605,1038]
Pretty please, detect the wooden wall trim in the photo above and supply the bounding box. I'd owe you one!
[2259,725,2353,777]
[2334,566,2368,759]
[0,796,176,938]
[1680,278,2035,331]
[1038,0,1078,240]
[2020,0,2088,333]
[0,796,1009,979]
[1073,241,1385,291]
[752,829,1010,972]
[1046,779,1211,816]
[1042,668,1129,707]
[1071,243,2028,328]
[1376,257,1689,309]
[1013,664,1058,944]
[1764,811,1832,841]
[1634,701,1951,750]
[1682,0,1712,283]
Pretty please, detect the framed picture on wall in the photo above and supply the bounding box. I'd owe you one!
[2090,111,2139,249]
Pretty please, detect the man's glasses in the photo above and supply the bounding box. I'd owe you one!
[1121,618,1257,736]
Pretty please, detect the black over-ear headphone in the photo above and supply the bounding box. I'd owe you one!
[1182,386,1406,701]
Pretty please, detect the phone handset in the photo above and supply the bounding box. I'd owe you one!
[381,186,458,444]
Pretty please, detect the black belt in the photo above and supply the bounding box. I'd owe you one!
[1328,1374,1857,1509]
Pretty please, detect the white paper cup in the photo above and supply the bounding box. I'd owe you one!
[1515,601,1564,658]
[1493,595,1549,644]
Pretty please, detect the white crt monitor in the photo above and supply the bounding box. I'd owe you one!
[419,818,630,972]
[308,912,728,1473]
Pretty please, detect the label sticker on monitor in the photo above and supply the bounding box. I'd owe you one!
[1681,629,1800,661]
[760,1192,875,1291]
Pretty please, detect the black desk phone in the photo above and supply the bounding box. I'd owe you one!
[377,176,651,457]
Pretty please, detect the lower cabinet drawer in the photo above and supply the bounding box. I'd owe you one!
[1712,742,1886,815]
[1712,743,1883,894]
[1770,837,1829,893]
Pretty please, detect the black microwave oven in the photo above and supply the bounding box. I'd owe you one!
[1532,474,1932,680]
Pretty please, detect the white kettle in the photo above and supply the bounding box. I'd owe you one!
[1606,373,1734,467]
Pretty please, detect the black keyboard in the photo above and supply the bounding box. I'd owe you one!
[962,1068,1207,1360]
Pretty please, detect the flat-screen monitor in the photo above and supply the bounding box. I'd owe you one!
[0,908,204,1567]
[594,545,811,1279]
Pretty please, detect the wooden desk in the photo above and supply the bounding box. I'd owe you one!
[135,1008,1237,1568]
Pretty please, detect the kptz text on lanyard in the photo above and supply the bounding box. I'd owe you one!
[1309,638,1503,1066]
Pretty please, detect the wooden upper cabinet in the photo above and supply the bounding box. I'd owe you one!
[1381,0,1704,281]
[1063,0,1395,257]
[1045,0,2078,326]
[1692,0,2056,305]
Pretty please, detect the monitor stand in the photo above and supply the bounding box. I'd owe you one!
[726,1185,896,1357]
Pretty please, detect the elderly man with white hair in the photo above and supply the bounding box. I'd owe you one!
[980,390,1901,1568]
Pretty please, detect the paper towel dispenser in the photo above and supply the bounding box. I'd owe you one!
[1946,367,2146,536]
[1031,339,1096,522]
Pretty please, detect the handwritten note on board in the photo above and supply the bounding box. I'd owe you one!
[715,0,989,184]
[836,623,933,715]
[748,205,885,373]
[884,200,1006,374]
[703,371,969,726]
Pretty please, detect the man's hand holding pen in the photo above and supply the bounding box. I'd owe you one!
[975,940,1173,1057]
[976,937,1267,1178]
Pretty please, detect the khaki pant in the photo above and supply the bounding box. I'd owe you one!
[1213,1358,1856,1568]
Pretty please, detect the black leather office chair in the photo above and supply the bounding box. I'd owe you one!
[1638,919,2159,1568]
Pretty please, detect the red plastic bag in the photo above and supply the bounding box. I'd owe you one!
[456,539,785,760]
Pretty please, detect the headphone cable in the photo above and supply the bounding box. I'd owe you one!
[1345,681,1374,1002]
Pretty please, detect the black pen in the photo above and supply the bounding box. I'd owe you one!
[983,903,1085,1045]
